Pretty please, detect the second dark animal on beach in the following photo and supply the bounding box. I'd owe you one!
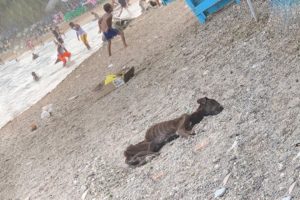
[124,97,224,167]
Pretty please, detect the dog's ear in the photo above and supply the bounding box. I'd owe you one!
[197,97,208,105]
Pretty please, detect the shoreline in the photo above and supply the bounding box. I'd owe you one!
[0,0,141,130]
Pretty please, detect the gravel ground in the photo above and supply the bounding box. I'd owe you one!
[1,1,300,199]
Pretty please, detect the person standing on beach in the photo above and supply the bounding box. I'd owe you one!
[69,22,91,50]
[26,39,34,51]
[91,11,100,21]
[51,26,65,44]
[118,0,131,17]
[99,3,128,56]
[31,72,40,81]
[54,41,71,67]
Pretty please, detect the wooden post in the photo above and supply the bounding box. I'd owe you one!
[246,0,258,21]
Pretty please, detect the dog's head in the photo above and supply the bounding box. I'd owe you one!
[189,97,223,127]
[196,97,223,116]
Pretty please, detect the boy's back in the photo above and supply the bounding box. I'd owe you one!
[100,13,113,33]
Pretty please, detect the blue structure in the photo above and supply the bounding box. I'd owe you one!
[162,0,175,5]
[185,0,240,23]
[271,0,300,7]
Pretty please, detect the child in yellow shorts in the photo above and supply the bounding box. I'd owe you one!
[69,22,91,50]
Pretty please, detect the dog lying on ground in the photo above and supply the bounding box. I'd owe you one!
[124,97,223,167]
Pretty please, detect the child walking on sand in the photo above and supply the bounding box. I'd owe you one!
[69,22,91,50]
[99,3,128,56]
[117,0,131,17]
[54,41,71,67]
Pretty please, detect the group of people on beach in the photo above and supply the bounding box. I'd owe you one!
[31,0,160,81]
[51,21,91,67]
[51,0,130,67]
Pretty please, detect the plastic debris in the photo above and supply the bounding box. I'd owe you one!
[227,140,238,154]
[113,77,125,88]
[282,196,292,200]
[81,189,89,200]
[68,95,78,101]
[41,110,51,119]
[41,104,53,119]
[288,181,297,195]
[42,104,53,114]
[223,173,231,186]
[293,152,300,161]
[214,187,226,198]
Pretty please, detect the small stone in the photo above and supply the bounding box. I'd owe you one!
[181,67,188,71]
[280,173,285,178]
[194,139,209,152]
[229,156,237,161]
[68,95,78,101]
[151,171,165,181]
[278,163,285,172]
[214,187,226,198]
[214,164,220,169]
[30,123,37,131]
[203,70,209,75]
[212,158,220,163]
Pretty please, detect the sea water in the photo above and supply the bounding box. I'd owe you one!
[0,2,141,129]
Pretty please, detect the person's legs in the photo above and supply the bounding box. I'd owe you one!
[139,0,145,11]
[107,40,112,56]
[118,7,123,17]
[81,34,91,49]
[118,31,128,47]
[156,0,161,6]
[58,54,67,66]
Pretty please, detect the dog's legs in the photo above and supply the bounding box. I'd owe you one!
[176,114,194,138]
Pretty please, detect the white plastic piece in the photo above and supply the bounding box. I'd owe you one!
[246,0,258,21]
[41,110,51,119]
[214,187,226,198]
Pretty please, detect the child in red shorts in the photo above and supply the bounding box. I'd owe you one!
[54,41,71,67]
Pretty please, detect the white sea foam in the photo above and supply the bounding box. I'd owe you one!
[0,2,141,129]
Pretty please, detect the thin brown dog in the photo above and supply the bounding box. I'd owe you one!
[124,97,223,167]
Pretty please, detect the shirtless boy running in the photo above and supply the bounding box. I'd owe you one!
[99,3,128,56]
